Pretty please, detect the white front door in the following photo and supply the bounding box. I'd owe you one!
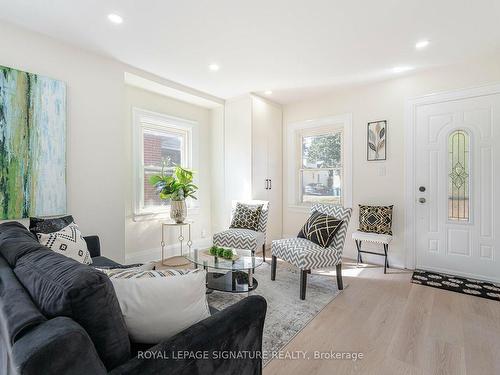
[415,93,500,282]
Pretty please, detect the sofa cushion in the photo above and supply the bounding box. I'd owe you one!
[14,249,131,370]
[0,256,47,345]
[0,222,41,266]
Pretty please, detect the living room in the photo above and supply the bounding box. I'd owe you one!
[0,1,499,375]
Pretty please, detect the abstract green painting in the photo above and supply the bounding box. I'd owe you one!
[0,65,66,219]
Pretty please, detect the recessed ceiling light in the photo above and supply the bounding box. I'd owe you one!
[208,64,219,71]
[108,13,123,24]
[265,90,273,95]
[415,40,430,49]
[392,66,414,73]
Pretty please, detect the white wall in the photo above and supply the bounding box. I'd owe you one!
[283,56,500,268]
[209,106,227,233]
[0,21,221,264]
[0,21,127,262]
[124,86,214,262]
[224,96,253,208]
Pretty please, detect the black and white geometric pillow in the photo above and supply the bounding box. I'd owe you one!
[230,203,263,231]
[37,223,92,265]
[298,211,343,248]
[359,205,393,235]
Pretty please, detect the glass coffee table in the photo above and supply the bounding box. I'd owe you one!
[184,248,264,293]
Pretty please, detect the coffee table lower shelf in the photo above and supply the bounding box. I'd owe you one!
[206,271,258,293]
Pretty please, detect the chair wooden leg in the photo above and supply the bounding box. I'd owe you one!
[336,263,344,290]
[383,244,388,274]
[262,244,266,262]
[300,269,309,300]
[271,255,277,281]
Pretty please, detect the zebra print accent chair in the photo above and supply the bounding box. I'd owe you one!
[213,200,269,260]
[271,203,352,300]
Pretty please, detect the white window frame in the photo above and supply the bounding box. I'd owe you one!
[132,107,196,220]
[286,114,352,211]
[298,126,344,205]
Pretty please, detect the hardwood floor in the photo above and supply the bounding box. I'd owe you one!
[264,260,500,375]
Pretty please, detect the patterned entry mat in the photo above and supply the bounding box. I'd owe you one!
[411,269,500,301]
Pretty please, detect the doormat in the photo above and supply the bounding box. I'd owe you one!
[411,269,500,301]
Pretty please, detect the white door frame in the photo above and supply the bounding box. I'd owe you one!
[404,83,500,269]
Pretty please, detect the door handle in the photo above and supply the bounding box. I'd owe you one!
[269,179,271,190]
[265,179,268,190]
[418,197,426,204]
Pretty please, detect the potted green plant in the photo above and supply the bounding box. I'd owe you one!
[149,164,198,223]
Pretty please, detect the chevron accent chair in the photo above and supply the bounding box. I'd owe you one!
[271,203,352,300]
[213,200,269,260]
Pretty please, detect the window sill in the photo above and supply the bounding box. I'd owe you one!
[132,206,201,222]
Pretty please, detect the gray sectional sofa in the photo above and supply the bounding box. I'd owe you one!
[0,221,267,375]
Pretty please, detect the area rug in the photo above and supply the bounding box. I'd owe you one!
[207,261,343,365]
[411,269,500,301]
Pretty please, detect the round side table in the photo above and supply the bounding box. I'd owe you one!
[160,221,193,267]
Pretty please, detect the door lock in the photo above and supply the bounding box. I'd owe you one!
[419,186,426,192]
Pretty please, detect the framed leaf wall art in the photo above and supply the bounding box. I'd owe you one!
[367,120,387,161]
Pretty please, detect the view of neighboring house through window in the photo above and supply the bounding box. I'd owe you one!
[134,108,192,216]
[299,129,343,205]
[143,128,187,210]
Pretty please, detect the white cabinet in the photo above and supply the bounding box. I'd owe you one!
[223,94,283,244]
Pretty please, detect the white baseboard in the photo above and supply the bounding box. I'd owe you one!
[125,238,212,264]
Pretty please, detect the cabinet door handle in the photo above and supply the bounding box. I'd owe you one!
[265,179,269,190]
[269,179,272,190]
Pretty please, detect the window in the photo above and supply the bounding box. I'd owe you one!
[299,130,343,205]
[448,129,470,221]
[133,108,193,217]
[287,114,352,210]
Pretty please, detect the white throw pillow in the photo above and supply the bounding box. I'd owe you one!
[37,222,92,264]
[109,269,210,343]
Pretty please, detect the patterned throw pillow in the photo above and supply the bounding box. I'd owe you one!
[37,222,92,264]
[298,211,343,248]
[100,267,198,279]
[359,205,393,235]
[230,203,263,231]
[29,215,74,234]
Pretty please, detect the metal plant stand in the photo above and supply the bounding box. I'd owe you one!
[160,221,193,267]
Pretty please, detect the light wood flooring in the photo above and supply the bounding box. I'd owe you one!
[264,260,500,375]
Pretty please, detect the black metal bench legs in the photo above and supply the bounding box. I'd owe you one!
[355,239,390,274]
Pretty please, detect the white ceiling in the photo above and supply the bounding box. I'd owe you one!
[1,0,499,104]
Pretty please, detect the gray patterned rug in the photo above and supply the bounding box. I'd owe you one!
[207,261,343,365]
